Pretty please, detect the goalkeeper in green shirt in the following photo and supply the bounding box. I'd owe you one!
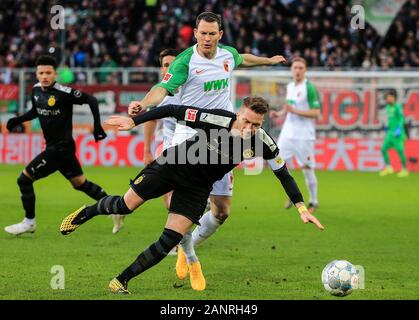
[379,90,409,177]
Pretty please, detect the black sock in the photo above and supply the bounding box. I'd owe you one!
[17,174,35,219]
[74,195,132,224]
[74,180,107,201]
[116,228,183,285]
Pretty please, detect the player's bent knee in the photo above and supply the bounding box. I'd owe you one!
[213,210,229,223]
[70,176,86,188]
[159,228,183,253]
[21,170,34,181]
[18,173,34,186]
[124,188,146,211]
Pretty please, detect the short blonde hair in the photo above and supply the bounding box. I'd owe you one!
[291,57,307,67]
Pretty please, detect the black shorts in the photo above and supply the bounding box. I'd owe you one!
[25,148,83,180]
[129,161,211,225]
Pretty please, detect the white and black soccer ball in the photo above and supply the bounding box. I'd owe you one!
[321,260,358,297]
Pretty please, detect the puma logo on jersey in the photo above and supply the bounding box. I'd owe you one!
[34,96,39,101]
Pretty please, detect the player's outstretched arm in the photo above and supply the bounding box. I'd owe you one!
[128,87,168,116]
[284,104,320,119]
[240,54,286,68]
[85,94,107,142]
[107,104,180,131]
[272,164,324,230]
[109,105,225,133]
[70,90,107,141]
[106,115,135,131]
[270,107,287,119]
[6,107,38,132]
[296,203,324,230]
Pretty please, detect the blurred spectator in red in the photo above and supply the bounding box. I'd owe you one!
[179,24,193,49]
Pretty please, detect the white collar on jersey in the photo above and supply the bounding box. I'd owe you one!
[193,44,220,61]
[293,78,307,87]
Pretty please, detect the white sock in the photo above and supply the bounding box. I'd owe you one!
[302,168,318,205]
[191,210,222,246]
[23,218,35,225]
[180,230,198,264]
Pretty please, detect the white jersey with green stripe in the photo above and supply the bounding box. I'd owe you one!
[281,79,320,140]
[156,43,243,112]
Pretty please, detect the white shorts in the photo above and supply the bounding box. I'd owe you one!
[277,136,315,168]
[172,124,234,197]
[170,123,196,146]
[154,122,175,158]
[162,133,174,151]
[210,171,233,196]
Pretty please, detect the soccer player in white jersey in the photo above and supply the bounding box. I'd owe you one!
[111,49,180,234]
[128,12,286,290]
[271,57,320,213]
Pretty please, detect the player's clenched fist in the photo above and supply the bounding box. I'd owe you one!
[269,55,286,65]
[128,101,142,116]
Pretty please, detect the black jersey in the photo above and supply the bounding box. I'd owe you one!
[133,105,286,185]
[26,82,100,149]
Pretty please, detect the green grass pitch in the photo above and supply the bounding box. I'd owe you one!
[1,164,418,300]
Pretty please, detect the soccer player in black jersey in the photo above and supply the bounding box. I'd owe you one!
[4,55,108,236]
[60,96,324,294]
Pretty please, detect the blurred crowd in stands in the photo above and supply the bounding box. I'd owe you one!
[0,0,418,81]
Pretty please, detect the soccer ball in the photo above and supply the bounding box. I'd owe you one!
[321,260,358,297]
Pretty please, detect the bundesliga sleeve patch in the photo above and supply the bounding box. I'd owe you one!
[185,108,198,122]
[73,90,82,98]
[162,73,172,83]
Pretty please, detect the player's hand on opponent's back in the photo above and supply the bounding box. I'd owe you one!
[6,117,19,132]
[106,115,135,131]
[269,55,287,65]
[297,205,324,230]
[93,124,107,142]
[128,101,142,116]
